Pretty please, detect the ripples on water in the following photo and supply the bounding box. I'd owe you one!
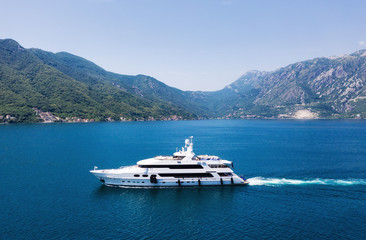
[1,120,366,239]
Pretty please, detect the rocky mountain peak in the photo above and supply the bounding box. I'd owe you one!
[350,49,366,57]
[0,39,25,52]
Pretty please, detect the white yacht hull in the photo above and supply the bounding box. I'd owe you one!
[90,170,248,187]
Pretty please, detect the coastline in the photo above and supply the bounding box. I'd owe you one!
[1,116,365,124]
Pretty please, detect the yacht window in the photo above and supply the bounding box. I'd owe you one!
[142,174,148,177]
[139,164,203,169]
[134,174,140,177]
[159,173,214,178]
[170,165,203,169]
[218,172,233,176]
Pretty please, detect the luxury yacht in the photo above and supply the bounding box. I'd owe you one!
[90,137,248,187]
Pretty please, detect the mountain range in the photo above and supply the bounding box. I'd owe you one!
[1,38,366,123]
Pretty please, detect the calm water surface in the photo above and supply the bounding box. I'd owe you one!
[1,120,366,239]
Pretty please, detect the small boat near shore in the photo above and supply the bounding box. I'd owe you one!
[90,136,248,187]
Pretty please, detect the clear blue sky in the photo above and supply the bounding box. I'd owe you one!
[1,0,366,91]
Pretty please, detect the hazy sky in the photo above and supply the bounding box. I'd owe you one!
[1,0,366,91]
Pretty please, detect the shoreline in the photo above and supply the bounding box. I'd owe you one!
[1,117,365,125]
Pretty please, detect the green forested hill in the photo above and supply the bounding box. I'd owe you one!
[0,39,195,122]
[30,49,214,117]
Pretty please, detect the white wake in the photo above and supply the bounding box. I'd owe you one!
[247,177,366,186]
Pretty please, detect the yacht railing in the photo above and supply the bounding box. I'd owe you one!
[118,165,138,169]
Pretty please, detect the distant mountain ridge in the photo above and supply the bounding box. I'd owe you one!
[1,38,366,123]
[220,50,366,118]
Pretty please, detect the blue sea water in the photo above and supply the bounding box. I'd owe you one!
[1,120,366,240]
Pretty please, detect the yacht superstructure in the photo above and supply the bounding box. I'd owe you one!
[90,137,248,187]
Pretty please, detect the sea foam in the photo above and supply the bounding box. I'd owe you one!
[247,177,366,186]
